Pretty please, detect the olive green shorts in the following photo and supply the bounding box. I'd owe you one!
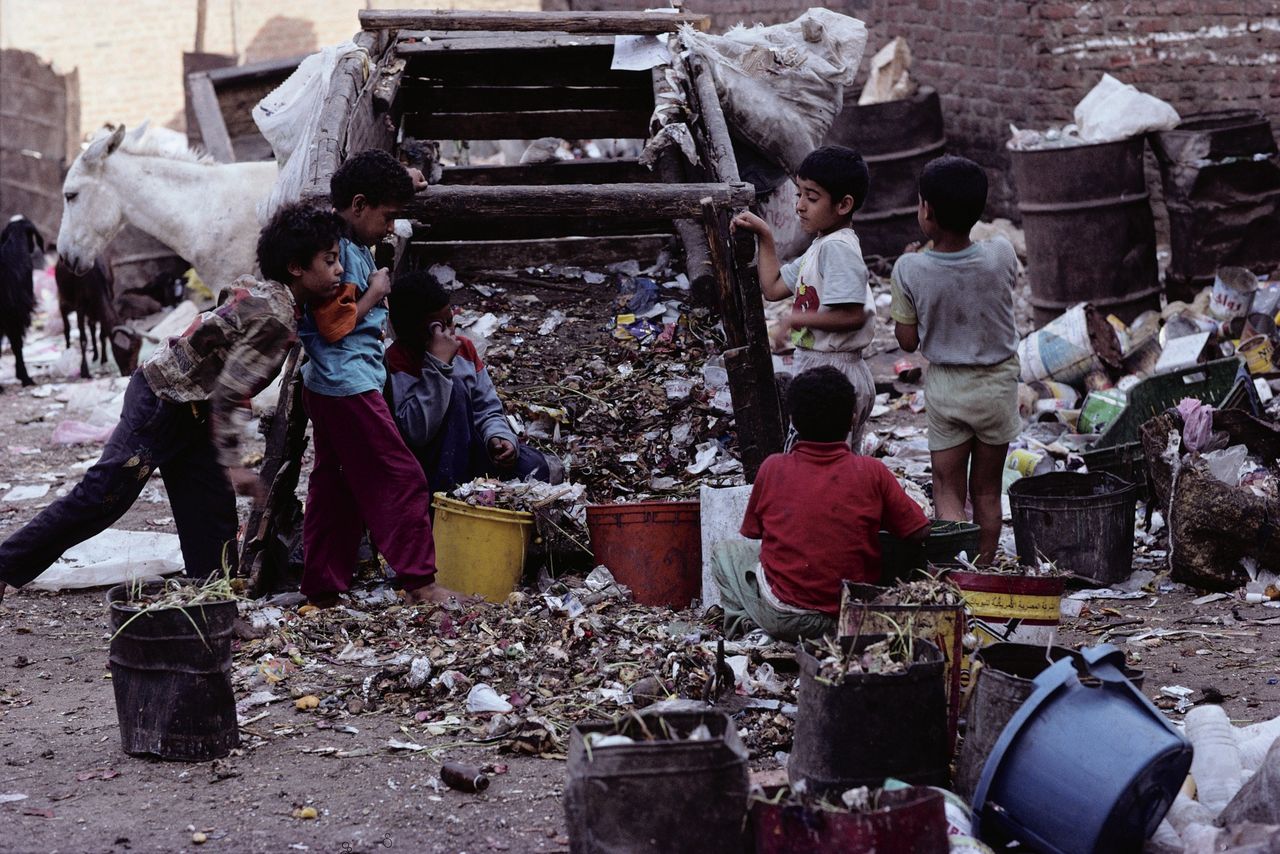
[924,356,1022,452]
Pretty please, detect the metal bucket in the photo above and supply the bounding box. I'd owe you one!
[825,86,946,258]
[1152,109,1280,299]
[1010,137,1161,326]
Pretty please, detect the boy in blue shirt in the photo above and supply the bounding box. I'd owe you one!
[299,150,456,606]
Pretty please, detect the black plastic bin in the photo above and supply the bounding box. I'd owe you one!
[1008,472,1138,585]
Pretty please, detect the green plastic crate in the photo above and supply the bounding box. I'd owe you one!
[1081,357,1257,495]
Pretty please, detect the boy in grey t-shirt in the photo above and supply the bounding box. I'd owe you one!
[890,155,1021,564]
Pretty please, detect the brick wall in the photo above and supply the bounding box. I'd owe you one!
[0,0,538,140]
[549,0,1280,218]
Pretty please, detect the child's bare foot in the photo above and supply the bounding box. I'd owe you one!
[401,582,460,606]
[0,582,7,604]
[306,592,340,609]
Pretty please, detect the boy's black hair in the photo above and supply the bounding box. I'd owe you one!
[256,201,344,284]
[796,145,870,213]
[388,269,451,351]
[787,366,856,443]
[919,155,989,233]
[330,149,414,211]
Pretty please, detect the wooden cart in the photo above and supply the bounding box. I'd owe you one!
[241,10,784,591]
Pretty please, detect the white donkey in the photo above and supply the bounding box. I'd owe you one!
[58,124,279,296]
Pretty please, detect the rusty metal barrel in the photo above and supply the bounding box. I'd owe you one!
[1151,110,1280,300]
[825,87,946,258]
[1010,137,1161,327]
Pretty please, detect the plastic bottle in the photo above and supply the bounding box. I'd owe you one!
[1184,705,1244,813]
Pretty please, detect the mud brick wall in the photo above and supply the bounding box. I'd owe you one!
[550,0,1280,219]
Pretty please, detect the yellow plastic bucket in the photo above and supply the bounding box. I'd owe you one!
[431,493,534,602]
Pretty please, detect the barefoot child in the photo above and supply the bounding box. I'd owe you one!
[733,145,877,445]
[0,202,345,600]
[711,367,929,641]
[890,155,1021,563]
[298,150,456,607]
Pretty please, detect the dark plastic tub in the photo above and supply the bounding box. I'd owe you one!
[973,645,1192,853]
[790,635,949,796]
[107,583,240,761]
[1009,472,1138,585]
[955,643,1145,801]
[752,785,949,854]
[879,520,982,583]
[564,710,748,854]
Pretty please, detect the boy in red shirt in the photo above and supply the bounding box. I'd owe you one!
[711,367,930,640]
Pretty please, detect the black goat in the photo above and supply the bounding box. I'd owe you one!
[56,257,117,379]
[0,216,44,388]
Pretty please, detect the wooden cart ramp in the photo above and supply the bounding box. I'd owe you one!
[243,10,784,592]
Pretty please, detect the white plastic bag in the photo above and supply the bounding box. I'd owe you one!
[858,37,916,106]
[681,9,868,172]
[253,41,366,223]
[1074,74,1180,144]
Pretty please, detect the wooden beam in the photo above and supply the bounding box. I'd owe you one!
[361,9,710,34]
[206,54,305,85]
[396,32,617,51]
[413,234,672,271]
[687,53,741,184]
[406,181,755,221]
[440,158,651,186]
[372,57,408,115]
[399,82,653,113]
[402,108,649,140]
[414,216,673,241]
[185,71,235,163]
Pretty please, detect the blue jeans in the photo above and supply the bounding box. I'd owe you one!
[0,373,237,588]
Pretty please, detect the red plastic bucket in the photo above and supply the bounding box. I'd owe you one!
[586,500,702,608]
[752,786,949,854]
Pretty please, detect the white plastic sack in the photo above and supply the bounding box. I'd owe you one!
[681,9,868,172]
[253,41,367,223]
[858,37,916,106]
[27,529,183,591]
[699,484,754,610]
[1074,73,1180,144]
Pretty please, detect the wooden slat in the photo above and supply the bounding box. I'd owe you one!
[402,108,650,140]
[400,82,653,113]
[361,9,710,34]
[412,234,671,271]
[206,54,306,85]
[397,32,617,50]
[404,45,646,87]
[185,72,235,163]
[407,182,755,222]
[440,158,651,186]
[415,216,673,241]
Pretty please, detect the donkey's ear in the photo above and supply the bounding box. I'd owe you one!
[82,125,126,164]
[127,121,149,144]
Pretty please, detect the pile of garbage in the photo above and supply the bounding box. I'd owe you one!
[233,573,798,761]
[1009,73,1181,149]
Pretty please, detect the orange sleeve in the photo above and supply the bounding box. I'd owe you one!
[312,283,359,343]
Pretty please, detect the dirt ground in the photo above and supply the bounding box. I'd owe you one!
[2,265,1280,853]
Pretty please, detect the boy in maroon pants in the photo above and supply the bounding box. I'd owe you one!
[298,150,456,606]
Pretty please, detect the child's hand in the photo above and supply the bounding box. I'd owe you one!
[731,211,771,238]
[227,466,264,501]
[427,320,461,363]
[407,167,428,192]
[771,310,795,351]
[367,268,392,303]
[487,437,517,468]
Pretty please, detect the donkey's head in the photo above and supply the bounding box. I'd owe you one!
[58,125,131,274]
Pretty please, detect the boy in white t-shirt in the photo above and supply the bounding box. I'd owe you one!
[733,145,877,443]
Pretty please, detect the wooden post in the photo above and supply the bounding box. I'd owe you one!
[241,345,309,594]
[701,200,785,481]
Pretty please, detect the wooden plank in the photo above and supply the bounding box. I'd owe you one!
[402,108,650,140]
[206,54,306,85]
[361,9,710,34]
[301,31,383,202]
[701,201,785,481]
[415,216,672,241]
[186,72,236,163]
[397,32,617,50]
[440,158,650,186]
[412,234,672,271]
[406,181,755,221]
[688,53,741,184]
[399,82,653,113]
